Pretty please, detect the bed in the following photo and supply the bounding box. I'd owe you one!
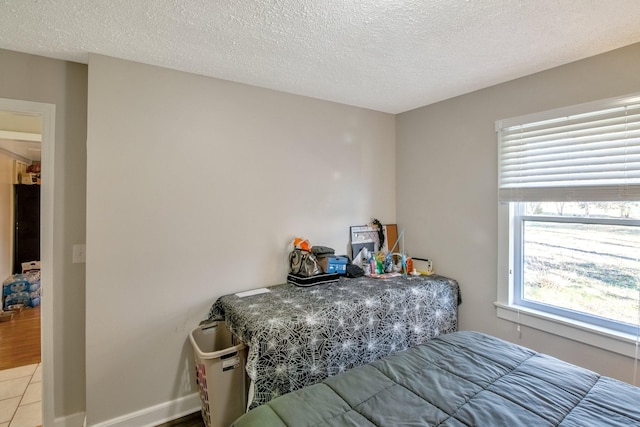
[230,331,640,426]
[206,274,461,409]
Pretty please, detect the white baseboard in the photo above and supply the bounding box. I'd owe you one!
[54,411,86,427]
[88,393,201,427]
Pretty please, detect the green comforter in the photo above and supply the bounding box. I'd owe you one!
[231,331,640,426]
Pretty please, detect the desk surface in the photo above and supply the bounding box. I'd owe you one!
[207,274,460,408]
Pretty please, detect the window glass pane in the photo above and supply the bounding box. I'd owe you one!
[524,202,640,219]
[522,220,640,326]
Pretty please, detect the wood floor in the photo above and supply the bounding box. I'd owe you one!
[0,307,205,427]
[0,308,202,427]
[0,306,204,427]
[0,306,41,370]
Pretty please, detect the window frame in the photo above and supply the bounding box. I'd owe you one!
[497,203,640,358]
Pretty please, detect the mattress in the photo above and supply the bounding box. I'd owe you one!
[230,331,640,426]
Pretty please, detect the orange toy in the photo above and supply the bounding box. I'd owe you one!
[292,237,312,252]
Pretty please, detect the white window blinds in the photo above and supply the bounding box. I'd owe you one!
[497,94,640,202]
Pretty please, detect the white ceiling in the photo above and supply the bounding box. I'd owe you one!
[1,0,640,114]
[0,138,41,162]
[0,112,41,162]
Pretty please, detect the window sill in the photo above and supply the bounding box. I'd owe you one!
[495,302,639,359]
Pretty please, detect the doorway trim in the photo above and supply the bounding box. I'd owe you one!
[0,97,55,427]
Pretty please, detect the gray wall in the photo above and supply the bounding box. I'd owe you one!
[85,54,395,425]
[396,42,640,384]
[0,48,87,419]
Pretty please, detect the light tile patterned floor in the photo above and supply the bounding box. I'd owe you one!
[0,364,41,427]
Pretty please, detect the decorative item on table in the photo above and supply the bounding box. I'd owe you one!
[406,255,413,275]
[392,261,402,273]
[366,251,406,279]
[412,258,435,275]
[384,228,409,277]
[350,220,427,279]
[349,219,398,260]
[375,251,385,274]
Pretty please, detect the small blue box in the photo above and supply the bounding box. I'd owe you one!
[323,256,348,274]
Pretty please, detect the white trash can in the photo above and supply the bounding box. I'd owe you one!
[189,321,247,427]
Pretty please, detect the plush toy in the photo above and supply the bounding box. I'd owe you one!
[292,237,312,252]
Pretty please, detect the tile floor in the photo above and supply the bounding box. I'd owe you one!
[0,364,41,427]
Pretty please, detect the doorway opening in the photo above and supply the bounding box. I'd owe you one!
[0,110,43,426]
[0,98,55,427]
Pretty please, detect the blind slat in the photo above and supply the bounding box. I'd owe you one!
[497,94,640,202]
[498,185,640,202]
[501,129,640,151]
[500,143,640,164]
[501,153,640,171]
[501,117,640,144]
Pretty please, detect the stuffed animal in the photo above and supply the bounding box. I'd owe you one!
[292,237,312,252]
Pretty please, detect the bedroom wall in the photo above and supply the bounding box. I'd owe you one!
[0,154,13,280]
[396,42,640,385]
[0,49,88,421]
[85,54,395,425]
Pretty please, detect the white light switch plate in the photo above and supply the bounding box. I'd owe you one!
[72,244,86,263]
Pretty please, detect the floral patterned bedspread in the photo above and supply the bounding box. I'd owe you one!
[206,274,460,408]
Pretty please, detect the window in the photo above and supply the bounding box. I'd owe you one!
[496,94,640,354]
[513,201,640,335]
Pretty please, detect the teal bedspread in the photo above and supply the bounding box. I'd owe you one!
[231,331,640,426]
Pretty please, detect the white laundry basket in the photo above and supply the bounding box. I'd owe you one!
[189,321,247,427]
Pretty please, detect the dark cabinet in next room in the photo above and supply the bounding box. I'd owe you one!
[13,184,40,274]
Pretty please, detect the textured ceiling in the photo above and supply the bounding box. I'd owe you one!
[1,0,640,113]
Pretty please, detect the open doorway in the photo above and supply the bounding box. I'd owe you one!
[0,110,43,426]
[0,97,55,427]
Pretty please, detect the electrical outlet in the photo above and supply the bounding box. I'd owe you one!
[72,244,86,263]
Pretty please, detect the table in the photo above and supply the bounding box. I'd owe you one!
[206,274,460,408]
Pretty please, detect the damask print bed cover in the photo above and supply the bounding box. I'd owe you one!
[231,331,640,426]
[206,274,460,409]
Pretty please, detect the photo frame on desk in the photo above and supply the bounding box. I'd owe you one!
[350,223,398,259]
[350,225,375,260]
